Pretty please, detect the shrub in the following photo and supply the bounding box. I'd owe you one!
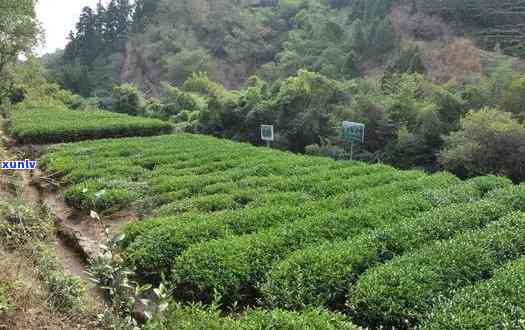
[124,173,455,282]
[123,202,327,280]
[439,108,525,182]
[0,281,10,312]
[421,256,525,329]
[44,134,342,213]
[111,84,144,116]
[122,171,420,280]
[64,179,138,213]
[348,211,525,328]
[32,243,86,313]
[502,75,525,119]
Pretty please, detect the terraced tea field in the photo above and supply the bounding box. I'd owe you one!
[38,131,525,328]
[7,100,171,144]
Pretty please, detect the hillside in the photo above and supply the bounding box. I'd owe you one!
[17,0,525,181]
[44,0,525,96]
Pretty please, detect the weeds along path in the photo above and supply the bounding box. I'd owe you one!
[0,125,106,305]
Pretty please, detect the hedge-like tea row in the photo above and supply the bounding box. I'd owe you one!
[422,256,525,329]
[145,304,359,329]
[42,133,398,213]
[123,171,453,247]
[124,202,323,280]
[8,100,172,144]
[122,173,456,280]
[171,176,468,306]
[259,177,515,310]
[348,211,525,328]
[121,191,313,246]
[149,167,417,211]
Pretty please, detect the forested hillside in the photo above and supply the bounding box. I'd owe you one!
[22,0,525,180]
[45,0,525,94]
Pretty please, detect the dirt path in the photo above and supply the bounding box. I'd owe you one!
[20,169,108,302]
[0,128,104,327]
[0,125,105,304]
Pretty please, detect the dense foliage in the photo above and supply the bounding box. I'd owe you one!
[259,177,515,310]
[45,0,133,96]
[348,210,525,328]
[42,132,406,214]
[0,0,40,102]
[439,108,525,182]
[126,66,524,181]
[4,0,525,328]
[50,0,525,93]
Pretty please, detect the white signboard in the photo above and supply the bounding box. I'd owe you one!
[261,125,274,142]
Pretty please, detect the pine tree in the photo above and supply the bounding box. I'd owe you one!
[132,0,158,32]
[372,16,397,55]
[95,3,107,46]
[114,0,133,45]
[75,6,101,65]
[349,18,366,54]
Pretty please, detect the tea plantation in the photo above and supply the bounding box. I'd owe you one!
[40,132,525,328]
[7,100,172,144]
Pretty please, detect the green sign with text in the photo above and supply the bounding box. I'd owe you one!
[341,121,365,144]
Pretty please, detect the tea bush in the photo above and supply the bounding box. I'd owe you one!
[422,256,525,329]
[145,304,358,329]
[40,132,524,327]
[172,175,464,306]
[348,211,525,328]
[260,178,517,310]
[43,134,391,214]
[8,99,172,144]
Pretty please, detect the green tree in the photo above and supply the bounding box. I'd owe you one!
[274,70,345,152]
[61,0,132,96]
[383,45,426,77]
[502,75,525,120]
[111,84,144,116]
[132,0,158,32]
[368,16,398,56]
[440,108,525,182]
[0,0,40,100]
[161,49,218,86]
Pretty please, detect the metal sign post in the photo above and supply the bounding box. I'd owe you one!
[261,125,274,147]
[341,121,365,160]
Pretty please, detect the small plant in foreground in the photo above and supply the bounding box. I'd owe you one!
[88,211,169,329]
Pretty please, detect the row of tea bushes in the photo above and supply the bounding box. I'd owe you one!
[145,304,358,330]
[348,210,525,328]
[42,134,397,214]
[122,173,456,281]
[422,256,525,329]
[39,131,525,327]
[259,177,517,310]
[171,176,475,306]
[8,100,171,144]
